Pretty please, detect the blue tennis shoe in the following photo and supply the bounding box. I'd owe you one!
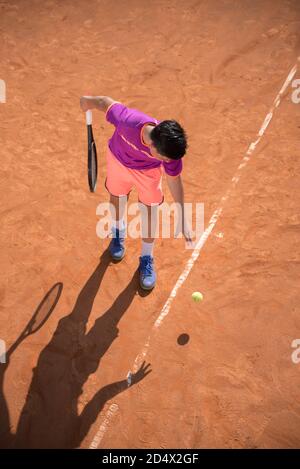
[139,255,156,290]
[109,227,125,261]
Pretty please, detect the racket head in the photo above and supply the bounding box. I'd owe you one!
[87,125,98,193]
[27,282,63,334]
[6,283,63,358]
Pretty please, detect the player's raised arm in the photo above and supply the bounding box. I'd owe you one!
[80,96,117,112]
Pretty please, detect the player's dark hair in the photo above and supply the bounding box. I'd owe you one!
[150,120,188,160]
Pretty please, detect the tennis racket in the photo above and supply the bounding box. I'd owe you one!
[86,110,98,192]
[7,282,63,357]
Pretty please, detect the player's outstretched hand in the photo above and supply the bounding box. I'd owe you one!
[175,217,195,248]
[130,362,152,386]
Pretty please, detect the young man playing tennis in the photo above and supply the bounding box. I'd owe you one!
[80,96,192,290]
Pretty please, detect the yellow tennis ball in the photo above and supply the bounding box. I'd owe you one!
[192,291,203,302]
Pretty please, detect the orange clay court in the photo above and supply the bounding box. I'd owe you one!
[0,0,300,449]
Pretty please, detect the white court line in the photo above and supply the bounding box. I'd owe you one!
[89,58,299,449]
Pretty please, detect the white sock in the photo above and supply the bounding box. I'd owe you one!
[141,241,154,257]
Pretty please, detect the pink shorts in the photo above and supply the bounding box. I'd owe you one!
[105,146,163,206]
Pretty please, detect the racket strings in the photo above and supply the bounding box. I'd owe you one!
[90,144,97,190]
[30,283,63,333]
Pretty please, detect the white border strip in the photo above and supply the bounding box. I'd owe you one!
[89,59,298,449]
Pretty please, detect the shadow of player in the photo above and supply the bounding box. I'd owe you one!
[1,249,151,448]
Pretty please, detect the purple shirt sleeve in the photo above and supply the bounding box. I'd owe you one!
[163,158,183,176]
[106,103,145,128]
[106,102,129,127]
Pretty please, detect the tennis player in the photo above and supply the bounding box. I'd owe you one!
[80,96,192,290]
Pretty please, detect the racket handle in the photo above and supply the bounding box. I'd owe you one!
[86,110,92,125]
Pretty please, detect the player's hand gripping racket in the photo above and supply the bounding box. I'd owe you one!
[86,110,98,192]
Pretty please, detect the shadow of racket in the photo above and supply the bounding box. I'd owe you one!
[6,282,63,359]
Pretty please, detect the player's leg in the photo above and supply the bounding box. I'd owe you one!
[109,194,128,260]
[105,146,132,260]
[109,193,127,229]
[139,202,159,290]
[134,166,163,290]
